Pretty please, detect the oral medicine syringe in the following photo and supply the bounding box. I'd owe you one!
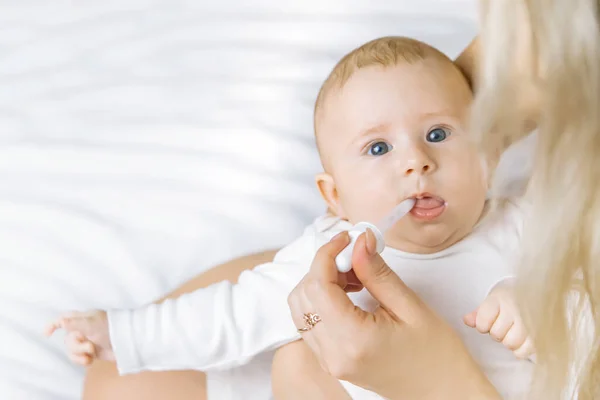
[335,198,416,273]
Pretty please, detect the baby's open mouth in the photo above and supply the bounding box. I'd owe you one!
[413,195,445,209]
[410,194,446,220]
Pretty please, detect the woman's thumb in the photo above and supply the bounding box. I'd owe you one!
[351,230,420,314]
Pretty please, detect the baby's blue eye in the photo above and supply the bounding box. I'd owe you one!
[426,128,450,143]
[368,141,392,156]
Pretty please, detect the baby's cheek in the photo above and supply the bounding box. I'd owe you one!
[456,153,489,195]
[340,180,399,224]
[446,162,487,221]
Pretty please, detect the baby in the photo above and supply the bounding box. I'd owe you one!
[47,37,534,399]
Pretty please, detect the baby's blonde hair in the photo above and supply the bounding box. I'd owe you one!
[473,0,600,398]
[315,37,445,114]
[314,36,460,160]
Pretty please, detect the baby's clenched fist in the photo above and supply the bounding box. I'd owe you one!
[463,283,535,360]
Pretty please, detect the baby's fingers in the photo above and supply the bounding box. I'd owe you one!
[65,332,96,366]
[489,310,514,342]
[44,320,64,337]
[502,322,527,351]
[474,300,500,334]
[68,352,93,366]
[65,332,95,355]
[45,313,88,336]
[62,312,101,334]
[463,310,477,328]
[513,337,535,360]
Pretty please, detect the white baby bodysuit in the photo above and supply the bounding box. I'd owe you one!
[108,199,532,400]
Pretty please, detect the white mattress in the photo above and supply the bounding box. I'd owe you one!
[0,1,487,399]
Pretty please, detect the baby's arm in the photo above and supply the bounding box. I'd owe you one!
[46,234,318,374]
[463,280,535,359]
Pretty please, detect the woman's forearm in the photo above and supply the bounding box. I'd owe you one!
[460,362,503,400]
[448,349,502,400]
[445,341,502,400]
[385,356,501,400]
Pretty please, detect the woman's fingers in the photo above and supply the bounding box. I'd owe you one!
[289,231,373,372]
[337,271,362,292]
[298,231,364,323]
[287,230,495,399]
[288,278,336,368]
[340,270,363,293]
[309,231,350,284]
[288,277,310,330]
[351,231,421,319]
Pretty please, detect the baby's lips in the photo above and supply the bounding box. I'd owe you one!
[413,196,445,209]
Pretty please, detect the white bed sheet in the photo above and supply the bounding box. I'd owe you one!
[0,1,487,399]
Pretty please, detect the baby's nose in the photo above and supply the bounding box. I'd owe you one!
[405,163,432,176]
[404,155,436,176]
[401,142,437,176]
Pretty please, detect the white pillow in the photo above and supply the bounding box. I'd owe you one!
[0,1,479,398]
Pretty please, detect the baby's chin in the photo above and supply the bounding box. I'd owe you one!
[384,226,467,254]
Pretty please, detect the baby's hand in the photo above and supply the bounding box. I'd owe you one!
[463,284,535,359]
[45,310,114,366]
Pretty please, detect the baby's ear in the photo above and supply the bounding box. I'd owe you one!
[315,173,346,218]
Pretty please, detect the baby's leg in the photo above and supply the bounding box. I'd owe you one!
[82,250,278,400]
[272,340,351,400]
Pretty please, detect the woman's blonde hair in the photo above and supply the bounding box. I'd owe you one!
[472,0,600,398]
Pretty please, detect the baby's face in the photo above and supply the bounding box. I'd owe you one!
[317,59,488,253]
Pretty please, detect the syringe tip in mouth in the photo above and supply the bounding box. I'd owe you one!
[375,198,416,233]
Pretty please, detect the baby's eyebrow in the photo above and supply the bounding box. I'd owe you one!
[357,123,389,138]
[419,109,456,120]
[346,123,389,149]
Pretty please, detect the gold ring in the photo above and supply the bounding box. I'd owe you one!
[297,313,321,333]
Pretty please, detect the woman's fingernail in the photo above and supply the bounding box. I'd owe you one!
[332,231,349,243]
[365,229,377,256]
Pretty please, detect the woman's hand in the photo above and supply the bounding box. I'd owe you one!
[287,230,501,400]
